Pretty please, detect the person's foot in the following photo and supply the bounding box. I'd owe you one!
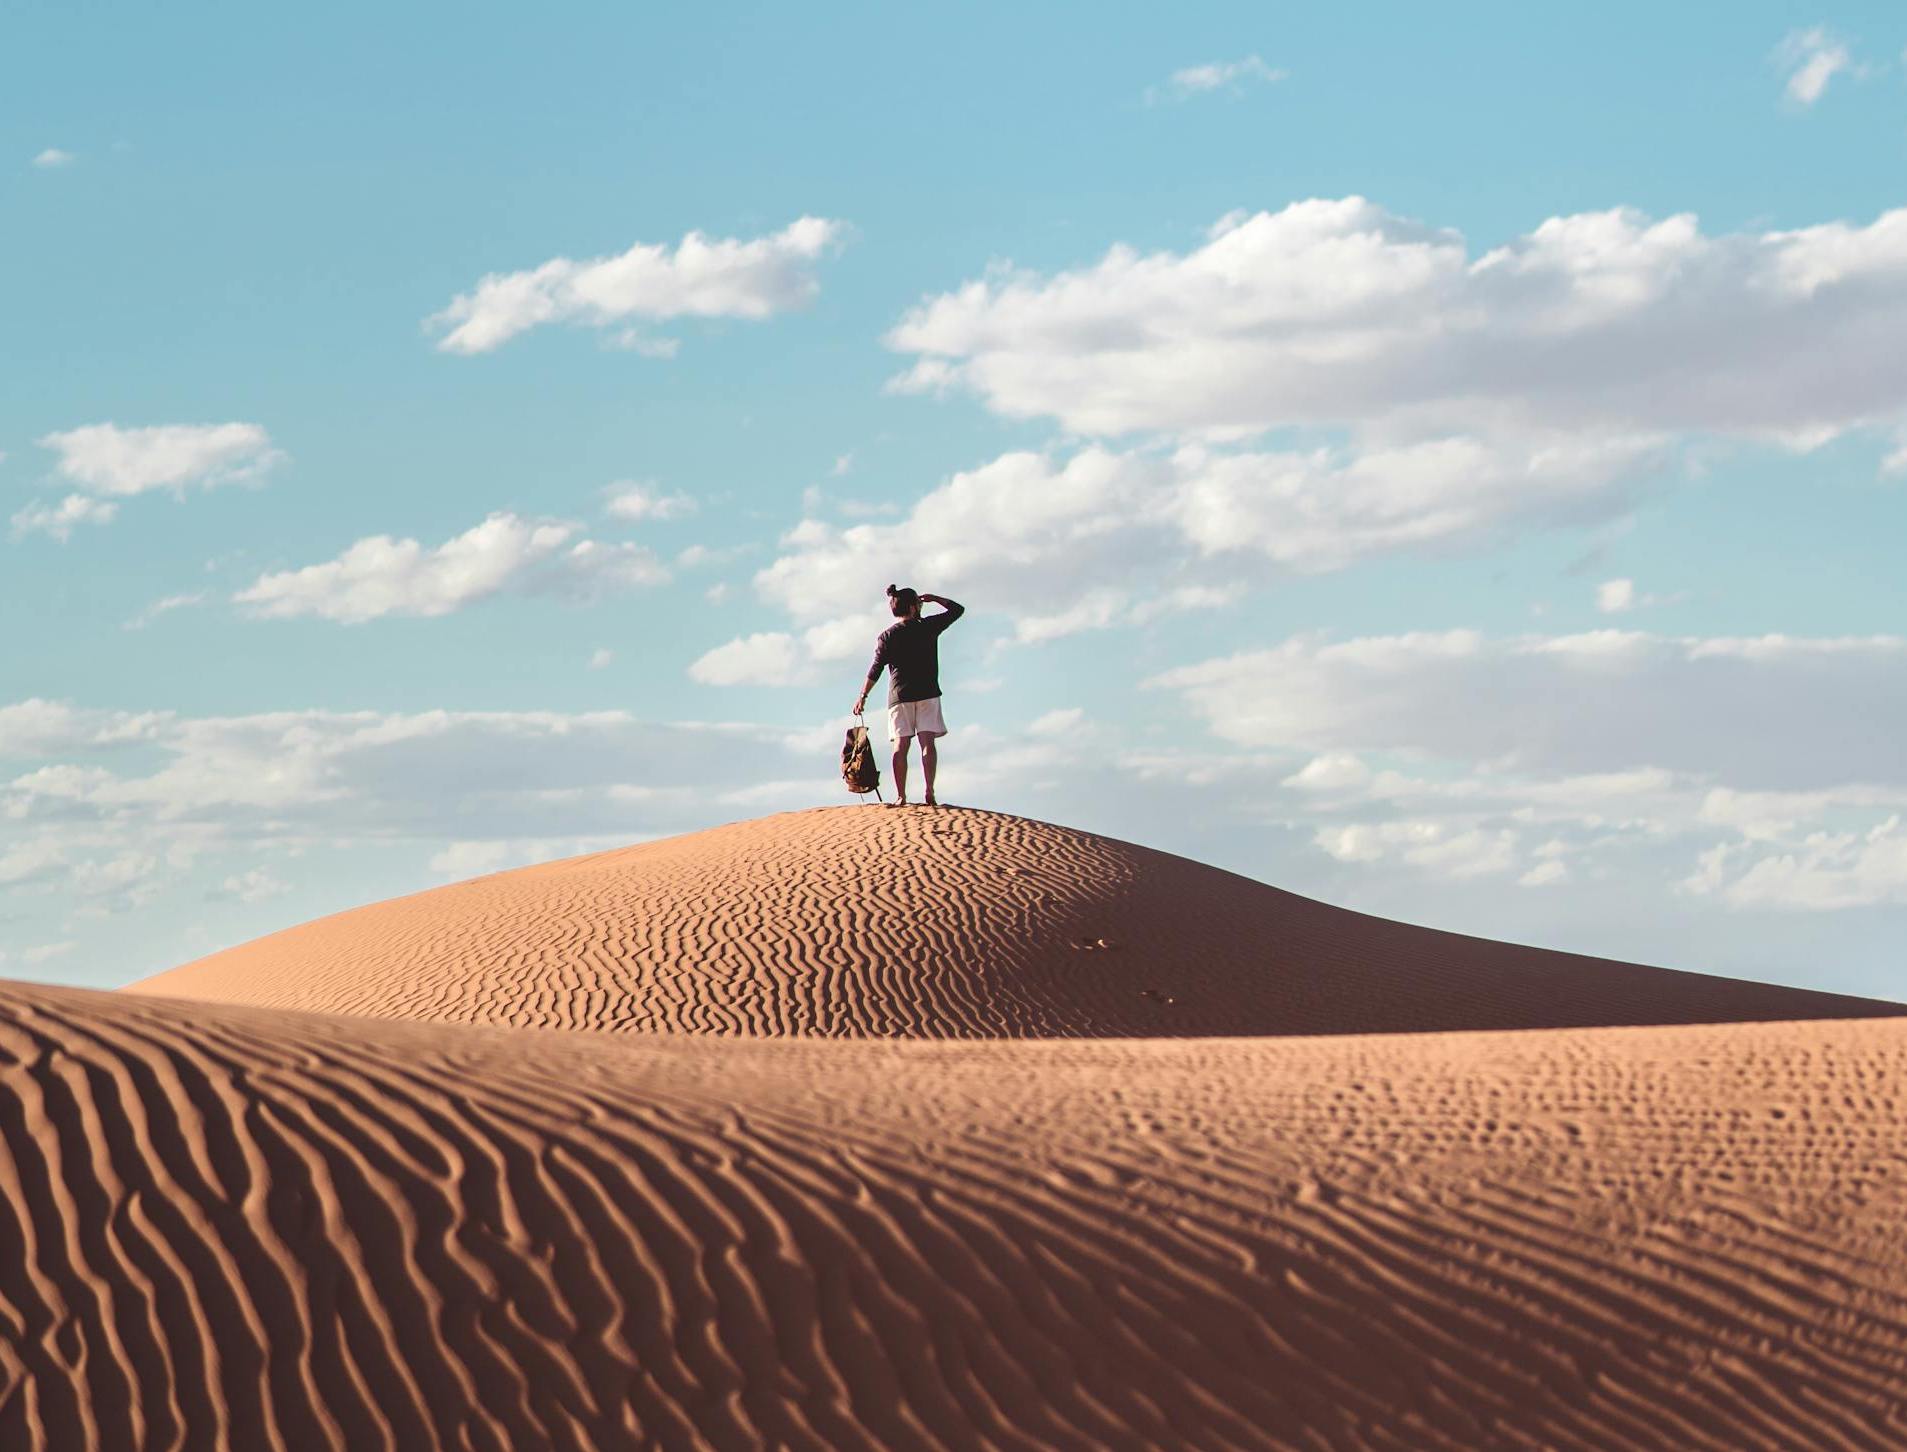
[885,797,909,808]
[923,794,939,808]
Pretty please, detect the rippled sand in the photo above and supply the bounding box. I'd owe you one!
[0,807,1899,1449]
[135,807,1890,1038]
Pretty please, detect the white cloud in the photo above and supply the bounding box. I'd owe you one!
[31,148,73,169]
[22,942,76,965]
[215,868,290,903]
[39,422,282,497]
[1148,55,1286,104]
[1706,815,1907,910]
[0,700,830,939]
[124,592,208,630]
[1283,752,1373,793]
[77,850,164,905]
[1029,707,1086,736]
[1317,820,1519,879]
[429,216,847,354]
[886,197,1907,448]
[233,512,666,623]
[428,836,626,878]
[429,840,516,877]
[1014,590,1129,643]
[608,331,681,359]
[1145,627,1907,905]
[1152,629,1907,788]
[1777,28,1852,106]
[688,632,818,687]
[16,423,277,541]
[11,494,119,541]
[730,197,1907,675]
[0,700,168,757]
[831,452,855,477]
[1596,577,1636,613]
[1519,859,1569,887]
[588,648,615,670]
[0,839,67,887]
[603,481,696,521]
[1132,583,1244,625]
[730,436,1654,675]
[1589,578,1683,615]
[1698,785,1860,842]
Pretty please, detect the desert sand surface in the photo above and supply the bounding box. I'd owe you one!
[1,807,1902,1449]
[134,808,1899,1036]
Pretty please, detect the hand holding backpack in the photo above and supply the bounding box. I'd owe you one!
[841,714,883,802]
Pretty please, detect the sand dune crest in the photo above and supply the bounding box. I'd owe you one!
[131,808,1898,1037]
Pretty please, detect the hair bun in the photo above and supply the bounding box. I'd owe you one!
[885,583,898,596]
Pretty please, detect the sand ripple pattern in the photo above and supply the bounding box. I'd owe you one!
[130,809,1898,1037]
[2,982,1905,1451]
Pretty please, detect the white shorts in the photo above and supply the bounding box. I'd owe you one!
[887,696,947,740]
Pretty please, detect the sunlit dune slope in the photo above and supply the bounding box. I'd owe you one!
[3,980,1904,1451]
[131,807,1898,1036]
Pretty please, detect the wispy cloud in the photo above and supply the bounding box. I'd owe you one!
[124,593,208,631]
[603,481,696,521]
[1147,55,1285,105]
[30,147,74,169]
[428,217,848,355]
[213,868,289,903]
[11,495,119,542]
[1776,27,1853,106]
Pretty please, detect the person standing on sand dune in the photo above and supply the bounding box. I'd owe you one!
[853,584,964,808]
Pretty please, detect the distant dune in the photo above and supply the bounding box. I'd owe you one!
[4,807,1903,1449]
[131,807,1897,1036]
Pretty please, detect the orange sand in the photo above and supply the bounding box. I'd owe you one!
[135,808,1896,1036]
[0,807,1897,1448]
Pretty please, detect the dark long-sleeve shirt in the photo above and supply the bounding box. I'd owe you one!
[867,599,964,706]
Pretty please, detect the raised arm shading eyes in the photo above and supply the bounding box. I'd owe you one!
[919,594,964,631]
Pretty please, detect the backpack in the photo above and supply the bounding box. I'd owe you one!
[841,721,883,801]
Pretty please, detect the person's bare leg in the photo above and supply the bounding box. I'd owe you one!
[921,734,939,806]
[888,735,911,806]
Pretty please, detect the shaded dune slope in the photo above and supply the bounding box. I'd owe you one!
[5,980,1907,1451]
[130,808,1898,1037]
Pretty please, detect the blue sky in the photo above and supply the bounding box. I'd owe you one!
[4,2,1905,997]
